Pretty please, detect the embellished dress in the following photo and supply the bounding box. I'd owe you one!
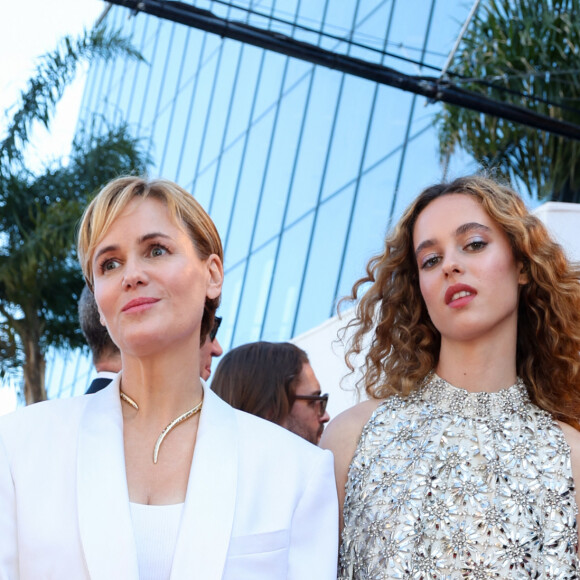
[339,374,579,579]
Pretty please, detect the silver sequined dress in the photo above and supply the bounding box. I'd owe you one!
[340,374,579,579]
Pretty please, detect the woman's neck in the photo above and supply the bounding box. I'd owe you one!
[119,348,203,421]
[436,333,518,393]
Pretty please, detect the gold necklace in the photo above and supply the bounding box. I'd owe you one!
[120,391,203,464]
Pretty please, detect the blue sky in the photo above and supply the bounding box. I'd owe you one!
[1,0,105,170]
[0,0,103,413]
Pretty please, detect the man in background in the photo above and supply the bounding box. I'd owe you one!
[79,286,223,392]
[200,316,223,381]
[211,341,330,445]
[78,285,121,394]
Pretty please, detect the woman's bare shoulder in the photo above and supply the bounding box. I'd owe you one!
[320,398,384,461]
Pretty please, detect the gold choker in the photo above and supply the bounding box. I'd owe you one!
[120,391,203,464]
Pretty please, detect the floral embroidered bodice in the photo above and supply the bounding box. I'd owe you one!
[339,374,579,579]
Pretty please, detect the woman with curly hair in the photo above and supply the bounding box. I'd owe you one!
[322,175,580,578]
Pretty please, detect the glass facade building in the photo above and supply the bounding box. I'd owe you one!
[48,0,485,397]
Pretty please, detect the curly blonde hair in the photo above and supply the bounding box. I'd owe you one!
[343,175,580,429]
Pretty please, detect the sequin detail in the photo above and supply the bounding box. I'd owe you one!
[340,374,579,579]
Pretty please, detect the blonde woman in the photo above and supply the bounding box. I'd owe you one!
[0,176,338,579]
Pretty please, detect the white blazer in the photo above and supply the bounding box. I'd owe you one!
[0,376,338,579]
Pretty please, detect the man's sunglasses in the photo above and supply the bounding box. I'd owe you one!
[293,393,329,417]
[209,316,222,342]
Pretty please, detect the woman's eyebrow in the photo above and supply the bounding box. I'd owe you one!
[415,238,436,257]
[455,222,491,236]
[414,223,491,257]
[138,232,172,244]
[94,244,118,263]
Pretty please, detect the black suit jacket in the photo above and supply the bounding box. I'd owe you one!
[86,377,114,395]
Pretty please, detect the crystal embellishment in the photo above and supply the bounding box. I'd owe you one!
[339,373,579,579]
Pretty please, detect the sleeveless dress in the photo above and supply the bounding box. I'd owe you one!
[339,373,579,579]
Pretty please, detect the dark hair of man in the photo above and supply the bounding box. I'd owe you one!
[211,341,309,424]
[78,284,120,365]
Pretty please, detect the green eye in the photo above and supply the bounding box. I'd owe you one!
[150,245,169,257]
[102,259,119,272]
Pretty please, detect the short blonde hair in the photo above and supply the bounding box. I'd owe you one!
[77,176,223,343]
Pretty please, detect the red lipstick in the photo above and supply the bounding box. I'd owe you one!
[445,284,477,307]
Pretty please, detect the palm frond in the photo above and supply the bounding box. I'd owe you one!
[0,25,144,169]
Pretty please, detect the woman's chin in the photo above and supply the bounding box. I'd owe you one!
[119,333,171,359]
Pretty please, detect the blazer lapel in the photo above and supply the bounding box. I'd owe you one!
[77,375,139,580]
[171,384,239,580]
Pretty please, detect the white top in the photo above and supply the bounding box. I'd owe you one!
[130,502,184,580]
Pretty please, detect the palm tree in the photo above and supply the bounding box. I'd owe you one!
[0,25,149,404]
[436,0,580,201]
